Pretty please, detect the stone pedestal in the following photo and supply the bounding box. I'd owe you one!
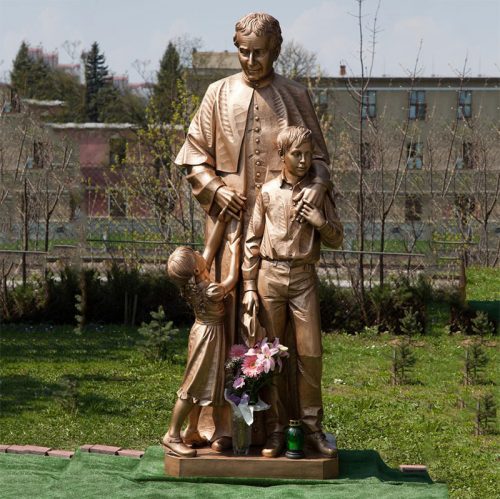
[164,445,339,480]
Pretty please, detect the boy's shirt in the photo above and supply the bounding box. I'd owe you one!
[242,171,343,288]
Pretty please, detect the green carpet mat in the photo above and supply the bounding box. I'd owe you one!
[0,446,448,498]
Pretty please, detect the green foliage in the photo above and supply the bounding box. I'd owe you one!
[10,42,53,99]
[466,266,500,301]
[152,42,181,122]
[475,393,497,436]
[318,280,363,332]
[84,42,110,122]
[7,282,44,321]
[391,337,417,385]
[2,265,193,327]
[464,341,489,385]
[320,276,430,334]
[138,306,179,361]
[399,307,424,336]
[471,311,494,336]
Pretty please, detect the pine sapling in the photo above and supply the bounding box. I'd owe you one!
[471,311,494,337]
[391,337,416,385]
[399,307,423,336]
[463,341,489,385]
[138,306,179,361]
[475,393,497,435]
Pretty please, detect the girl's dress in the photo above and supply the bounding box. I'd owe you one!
[177,280,226,406]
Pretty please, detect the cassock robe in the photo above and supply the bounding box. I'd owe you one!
[175,70,331,441]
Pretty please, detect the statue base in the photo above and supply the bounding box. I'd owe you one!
[164,437,339,480]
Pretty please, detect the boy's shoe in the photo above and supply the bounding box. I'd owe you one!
[261,432,285,458]
[307,432,337,458]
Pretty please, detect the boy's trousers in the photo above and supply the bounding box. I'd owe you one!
[257,259,323,435]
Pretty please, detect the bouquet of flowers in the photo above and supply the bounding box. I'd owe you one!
[224,337,288,425]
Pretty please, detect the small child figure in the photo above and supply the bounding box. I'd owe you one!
[162,211,241,457]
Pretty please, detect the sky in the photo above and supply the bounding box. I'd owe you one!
[0,0,498,83]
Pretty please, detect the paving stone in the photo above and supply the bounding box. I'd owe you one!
[0,445,11,453]
[79,444,94,452]
[23,445,52,455]
[399,464,428,473]
[6,445,27,454]
[47,450,75,459]
[116,449,144,458]
[89,445,122,455]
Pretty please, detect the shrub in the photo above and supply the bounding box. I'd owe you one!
[475,393,497,435]
[399,307,424,336]
[471,311,495,336]
[319,281,363,333]
[463,340,489,385]
[391,337,416,385]
[138,306,179,361]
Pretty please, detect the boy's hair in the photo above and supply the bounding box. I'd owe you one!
[168,246,197,284]
[233,12,283,55]
[277,125,313,157]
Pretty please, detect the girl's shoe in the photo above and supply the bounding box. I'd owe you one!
[161,437,197,458]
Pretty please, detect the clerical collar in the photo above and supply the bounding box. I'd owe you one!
[241,70,275,89]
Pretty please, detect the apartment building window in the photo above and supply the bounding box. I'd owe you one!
[406,141,423,169]
[405,195,422,222]
[109,137,127,166]
[361,142,373,169]
[457,90,472,119]
[455,142,475,169]
[409,90,426,120]
[109,191,127,218]
[313,89,329,115]
[361,90,376,119]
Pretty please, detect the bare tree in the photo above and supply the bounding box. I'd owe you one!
[275,40,321,80]
[171,34,203,69]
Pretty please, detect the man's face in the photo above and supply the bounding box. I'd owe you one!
[283,141,313,181]
[236,32,276,82]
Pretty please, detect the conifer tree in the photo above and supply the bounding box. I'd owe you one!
[83,42,110,121]
[11,41,53,99]
[152,42,181,122]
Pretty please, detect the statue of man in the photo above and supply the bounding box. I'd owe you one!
[175,12,332,453]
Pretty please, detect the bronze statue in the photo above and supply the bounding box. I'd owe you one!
[242,125,343,457]
[175,12,339,456]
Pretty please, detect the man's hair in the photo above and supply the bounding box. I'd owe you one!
[233,12,283,55]
[277,126,313,157]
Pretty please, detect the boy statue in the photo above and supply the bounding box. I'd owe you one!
[242,126,343,458]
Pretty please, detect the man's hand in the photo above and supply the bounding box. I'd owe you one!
[298,199,326,228]
[242,291,259,314]
[214,186,246,220]
[293,184,327,222]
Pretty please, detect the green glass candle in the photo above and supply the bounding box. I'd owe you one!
[285,420,305,459]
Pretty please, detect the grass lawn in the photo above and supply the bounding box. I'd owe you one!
[467,266,500,301]
[0,323,497,498]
